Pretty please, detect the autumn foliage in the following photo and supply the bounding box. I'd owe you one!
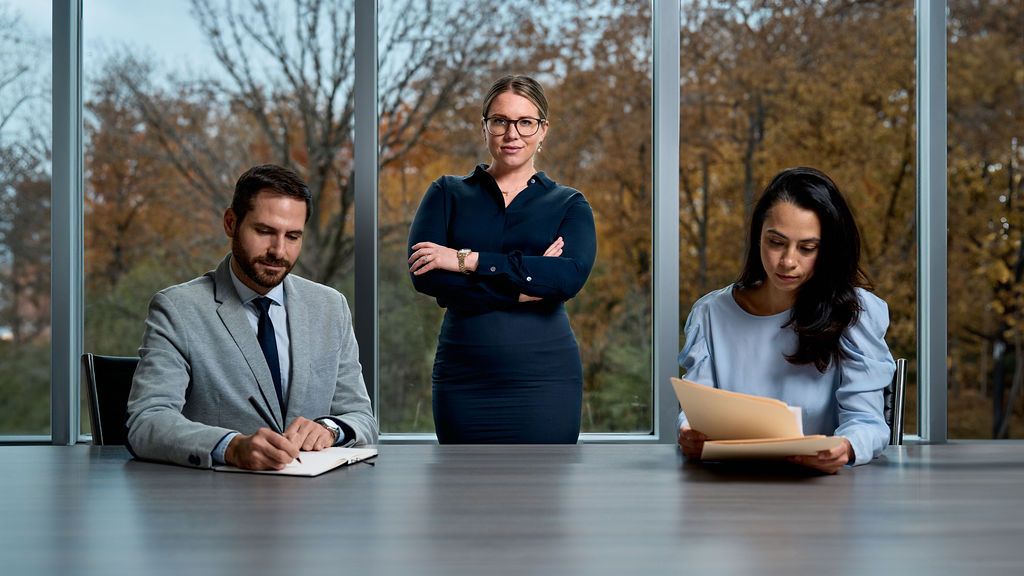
[0,0,1020,437]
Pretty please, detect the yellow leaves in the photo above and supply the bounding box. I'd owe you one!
[991,260,1014,286]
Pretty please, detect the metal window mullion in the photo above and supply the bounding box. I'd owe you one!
[354,0,379,416]
[653,0,681,443]
[915,0,947,443]
[50,0,84,445]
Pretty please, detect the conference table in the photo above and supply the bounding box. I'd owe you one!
[3,443,1023,575]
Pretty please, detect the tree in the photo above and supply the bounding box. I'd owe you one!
[77,0,1022,438]
[100,0,527,289]
[0,4,50,313]
[947,0,1023,437]
[0,4,51,434]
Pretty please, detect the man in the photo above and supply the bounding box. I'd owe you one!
[126,164,377,470]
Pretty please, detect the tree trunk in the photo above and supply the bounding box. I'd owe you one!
[742,94,764,227]
[699,152,710,291]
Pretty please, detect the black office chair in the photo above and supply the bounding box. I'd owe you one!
[883,358,908,446]
[82,353,139,446]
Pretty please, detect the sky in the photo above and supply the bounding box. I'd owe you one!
[13,0,211,72]
[1,1,216,141]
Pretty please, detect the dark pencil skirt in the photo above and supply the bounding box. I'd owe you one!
[431,304,583,444]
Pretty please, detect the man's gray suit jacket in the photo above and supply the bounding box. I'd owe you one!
[126,255,378,468]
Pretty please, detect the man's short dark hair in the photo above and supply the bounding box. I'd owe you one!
[231,164,312,224]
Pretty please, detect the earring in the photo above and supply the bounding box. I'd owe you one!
[538,141,544,153]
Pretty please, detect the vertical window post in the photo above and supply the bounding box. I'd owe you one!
[654,0,680,442]
[916,0,948,443]
[354,0,379,414]
[51,0,84,445]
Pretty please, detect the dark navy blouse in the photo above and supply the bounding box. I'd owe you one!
[408,164,597,317]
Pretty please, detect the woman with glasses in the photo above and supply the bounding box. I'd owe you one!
[677,167,895,473]
[407,75,596,443]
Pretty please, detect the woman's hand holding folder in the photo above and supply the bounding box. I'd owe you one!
[786,438,853,474]
[677,426,708,461]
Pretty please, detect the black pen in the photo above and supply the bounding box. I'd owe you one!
[247,395,302,464]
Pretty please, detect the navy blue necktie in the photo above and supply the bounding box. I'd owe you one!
[254,297,285,413]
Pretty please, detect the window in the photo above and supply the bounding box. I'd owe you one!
[678,1,917,433]
[83,1,356,433]
[947,0,1023,438]
[377,0,655,434]
[20,1,1003,444]
[0,1,51,436]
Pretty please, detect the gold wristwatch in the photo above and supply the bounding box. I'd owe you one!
[457,248,472,274]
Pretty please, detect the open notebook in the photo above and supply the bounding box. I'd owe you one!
[214,447,378,477]
[671,378,845,460]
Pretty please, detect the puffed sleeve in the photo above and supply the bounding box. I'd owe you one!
[676,296,716,430]
[474,193,596,302]
[835,290,896,466]
[408,178,520,314]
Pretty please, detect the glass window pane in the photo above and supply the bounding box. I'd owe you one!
[947,0,1023,439]
[83,1,356,435]
[378,0,654,434]
[678,1,917,434]
[0,1,51,436]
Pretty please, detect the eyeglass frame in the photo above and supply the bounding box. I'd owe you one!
[482,115,547,137]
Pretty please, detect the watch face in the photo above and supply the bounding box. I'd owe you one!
[319,420,341,442]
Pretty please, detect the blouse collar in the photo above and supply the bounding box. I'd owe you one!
[463,163,556,191]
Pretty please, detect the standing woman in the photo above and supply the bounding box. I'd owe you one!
[677,167,895,472]
[408,75,596,443]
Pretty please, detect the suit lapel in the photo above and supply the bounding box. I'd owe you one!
[213,255,285,427]
[284,276,312,423]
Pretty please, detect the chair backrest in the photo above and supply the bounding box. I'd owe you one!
[883,358,908,446]
[82,353,139,446]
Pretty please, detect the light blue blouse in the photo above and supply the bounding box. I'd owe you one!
[678,285,896,466]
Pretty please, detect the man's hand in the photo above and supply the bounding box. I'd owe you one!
[284,417,336,452]
[225,428,300,470]
[787,438,853,474]
[677,426,707,461]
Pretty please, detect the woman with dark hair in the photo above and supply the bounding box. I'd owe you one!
[407,75,596,443]
[677,167,894,472]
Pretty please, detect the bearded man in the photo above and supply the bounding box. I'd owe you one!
[126,164,377,470]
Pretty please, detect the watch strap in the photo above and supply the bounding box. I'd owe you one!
[457,248,471,274]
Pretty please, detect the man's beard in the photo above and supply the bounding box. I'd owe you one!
[232,239,295,290]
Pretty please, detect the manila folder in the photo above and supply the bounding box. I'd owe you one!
[701,436,846,460]
[671,377,802,440]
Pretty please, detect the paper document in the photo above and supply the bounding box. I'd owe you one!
[787,407,804,436]
[671,377,844,460]
[214,447,378,477]
[700,436,846,460]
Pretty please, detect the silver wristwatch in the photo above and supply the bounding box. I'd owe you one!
[317,418,342,445]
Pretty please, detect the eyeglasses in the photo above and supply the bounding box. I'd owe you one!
[483,116,545,137]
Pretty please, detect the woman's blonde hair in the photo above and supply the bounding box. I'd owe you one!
[481,75,549,120]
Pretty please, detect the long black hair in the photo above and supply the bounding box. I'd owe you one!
[737,167,871,372]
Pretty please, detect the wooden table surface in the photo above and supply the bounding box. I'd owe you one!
[2,443,1022,575]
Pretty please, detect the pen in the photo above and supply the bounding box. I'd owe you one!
[247,395,302,464]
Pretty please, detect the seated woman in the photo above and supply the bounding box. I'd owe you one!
[678,167,895,473]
